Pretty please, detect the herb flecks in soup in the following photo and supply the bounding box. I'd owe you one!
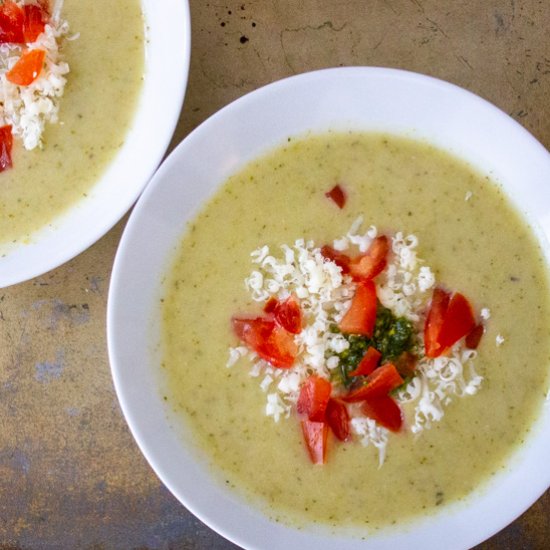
[229,220,485,464]
[0,0,143,248]
[162,133,550,529]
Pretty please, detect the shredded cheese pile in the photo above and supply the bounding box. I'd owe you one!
[228,218,486,464]
[0,0,73,150]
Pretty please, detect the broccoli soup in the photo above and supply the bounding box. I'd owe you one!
[0,0,144,248]
[161,133,550,529]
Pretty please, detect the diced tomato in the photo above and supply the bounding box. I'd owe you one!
[231,316,297,369]
[348,235,389,281]
[232,316,274,345]
[301,420,328,464]
[362,394,403,432]
[6,48,46,86]
[348,346,381,377]
[343,363,404,403]
[424,287,451,358]
[22,3,48,43]
[263,297,278,314]
[296,375,332,422]
[274,295,302,334]
[437,293,476,350]
[0,1,48,44]
[465,323,484,350]
[0,1,25,43]
[325,184,346,209]
[326,398,350,441]
[394,351,418,378]
[339,280,377,336]
[262,295,302,334]
[320,245,351,274]
[0,125,13,172]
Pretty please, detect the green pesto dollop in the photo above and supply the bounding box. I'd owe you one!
[334,305,415,386]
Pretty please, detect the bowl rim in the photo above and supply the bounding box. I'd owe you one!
[0,0,192,288]
[107,66,550,550]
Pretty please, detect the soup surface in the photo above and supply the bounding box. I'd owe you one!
[161,133,550,530]
[0,0,144,249]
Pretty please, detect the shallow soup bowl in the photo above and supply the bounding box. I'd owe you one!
[107,67,550,549]
[0,0,191,288]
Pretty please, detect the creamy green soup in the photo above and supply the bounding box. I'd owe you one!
[161,133,550,530]
[0,0,144,246]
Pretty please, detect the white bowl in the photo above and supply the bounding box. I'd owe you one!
[107,67,550,549]
[0,0,191,288]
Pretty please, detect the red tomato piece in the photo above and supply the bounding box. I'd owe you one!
[326,398,350,441]
[362,394,403,432]
[343,363,404,403]
[301,420,328,464]
[6,48,46,86]
[339,280,377,336]
[348,236,389,281]
[296,375,332,422]
[438,292,476,351]
[274,295,302,334]
[263,297,278,314]
[0,1,25,43]
[231,317,297,369]
[348,346,381,377]
[320,245,351,274]
[424,287,451,358]
[465,323,484,350]
[325,184,346,209]
[0,124,13,172]
[22,3,48,43]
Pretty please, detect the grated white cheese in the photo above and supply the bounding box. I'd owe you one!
[396,347,483,435]
[350,414,389,466]
[0,1,72,150]
[496,334,505,346]
[230,218,489,464]
[376,231,435,321]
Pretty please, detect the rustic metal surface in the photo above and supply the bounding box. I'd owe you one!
[1,0,549,548]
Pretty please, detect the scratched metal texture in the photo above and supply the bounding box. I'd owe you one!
[1,1,549,548]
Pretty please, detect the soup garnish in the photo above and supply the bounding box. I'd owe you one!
[229,214,488,465]
[0,0,72,170]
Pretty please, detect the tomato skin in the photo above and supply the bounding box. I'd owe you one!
[231,317,297,369]
[438,293,476,350]
[343,363,404,403]
[320,245,351,274]
[362,394,403,432]
[301,420,328,464]
[465,323,484,350]
[297,375,332,422]
[349,236,389,281]
[326,398,350,441]
[424,287,451,358]
[348,346,381,377]
[0,125,13,172]
[325,184,346,209]
[339,280,377,337]
[6,48,46,86]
